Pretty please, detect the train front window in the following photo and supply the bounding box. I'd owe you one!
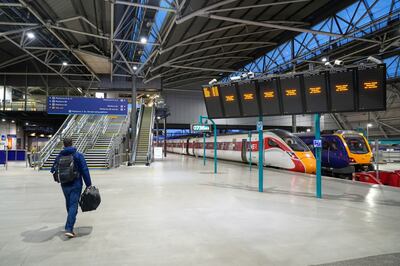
[343,135,369,154]
[282,137,309,151]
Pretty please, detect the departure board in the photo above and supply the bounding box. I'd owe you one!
[280,76,304,115]
[258,79,281,116]
[202,85,224,118]
[357,65,386,111]
[220,83,241,118]
[237,81,260,117]
[329,69,356,112]
[304,73,329,113]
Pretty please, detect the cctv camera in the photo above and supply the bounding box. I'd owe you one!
[367,56,383,64]
[334,59,344,66]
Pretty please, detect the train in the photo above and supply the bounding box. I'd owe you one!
[166,129,316,174]
[297,130,374,176]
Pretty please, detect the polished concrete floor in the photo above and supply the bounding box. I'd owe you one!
[1,155,400,266]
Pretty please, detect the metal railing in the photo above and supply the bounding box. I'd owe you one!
[107,114,130,168]
[75,115,108,153]
[146,105,156,165]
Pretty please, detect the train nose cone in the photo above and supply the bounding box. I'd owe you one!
[295,152,316,174]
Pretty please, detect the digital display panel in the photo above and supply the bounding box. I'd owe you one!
[329,70,356,112]
[357,65,386,111]
[220,83,241,117]
[304,73,329,113]
[258,79,281,116]
[237,81,260,117]
[202,85,224,118]
[47,96,128,115]
[280,76,304,115]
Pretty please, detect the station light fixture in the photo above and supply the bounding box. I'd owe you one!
[140,37,147,44]
[334,59,344,66]
[25,122,29,126]
[30,133,36,137]
[1,118,6,122]
[321,57,327,62]
[367,56,383,64]
[62,61,68,66]
[11,120,15,123]
[26,32,35,39]
[40,134,45,137]
[133,66,138,70]
[367,123,373,128]
[324,62,334,68]
[208,78,217,85]
[306,128,311,132]
[230,76,241,81]
[157,116,161,120]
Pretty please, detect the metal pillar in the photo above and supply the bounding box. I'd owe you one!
[258,117,264,192]
[375,139,379,180]
[128,76,137,166]
[24,72,28,111]
[2,75,5,111]
[248,131,252,171]
[292,115,297,133]
[203,131,206,166]
[314,114,322,198]
[200,115,217,174]
[163,117,167,157]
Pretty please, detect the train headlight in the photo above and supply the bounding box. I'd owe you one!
[349,157,356,163]
[370,156,374,163]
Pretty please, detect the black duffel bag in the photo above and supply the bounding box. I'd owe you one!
[79,186,101,212]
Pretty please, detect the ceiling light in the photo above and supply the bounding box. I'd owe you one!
[321,57,327,62]
[27,32,35,39]
[62,61,68,66]
[324,62,334,68]
[140,37,147,44]
[367,56,383,64]
[40,134,45,137]
[367,123,373,128]
[11,120,15,123]
[208,79,217,85]
[306,128,311,132]
[133,66,138,70]
[334,59,343,66]
[157,116,161,120]
[30,133,36,137]
[1,118,6,122]
[25,122,29,126]
[146,94,150,97]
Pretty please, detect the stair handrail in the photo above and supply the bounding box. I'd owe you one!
[38,114,82,167]
[89,115,110,149]
[76,115,108,153]
[75,116,97,152]
[132,100,144,163]
[146,105,156,165]
[106,114,130,168]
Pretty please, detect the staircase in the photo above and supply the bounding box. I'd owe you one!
[40,114,129,170]
[134,106,154,165]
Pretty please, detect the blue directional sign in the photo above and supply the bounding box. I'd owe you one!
[313,139,322,148]
[47,96,128,115]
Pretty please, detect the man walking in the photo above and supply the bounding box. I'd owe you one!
[51,137,92,238]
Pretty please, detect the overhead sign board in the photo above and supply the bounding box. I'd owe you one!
[220,83,241,118]
[47,96,128,115]
[191,124,212,133]
[202,85,224,118]
[201,65,386,119]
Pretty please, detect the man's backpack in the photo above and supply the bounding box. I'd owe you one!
[56,154,79,184]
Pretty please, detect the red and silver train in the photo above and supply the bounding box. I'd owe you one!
[166,129,316,174]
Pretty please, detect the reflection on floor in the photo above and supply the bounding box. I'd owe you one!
[1,155,400,266]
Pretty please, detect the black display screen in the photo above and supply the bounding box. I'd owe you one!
[220,83,241,118]
[237,81,260,117]
[358,65,386,111]
[258,79,281,116]
[202,85,224,118]
[329,70,356,112]
[304,73,329,113]
[280,76,304,115]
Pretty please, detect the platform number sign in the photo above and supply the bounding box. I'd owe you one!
[313,139,322,148]
[191,124,211,133]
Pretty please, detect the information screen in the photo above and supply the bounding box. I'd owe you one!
[304,73,329,113]
[47,96,128,115]
[202,85,224,118]
[220,83,241,117]
[358,65,386,111]
[329,69,356,112]
[258,79,281,116]
[280,76,304,115]
[237,81,260,117]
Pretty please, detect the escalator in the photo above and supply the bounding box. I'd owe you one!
[133,106,155,165]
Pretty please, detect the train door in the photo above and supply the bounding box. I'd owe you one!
[241,139,248,163]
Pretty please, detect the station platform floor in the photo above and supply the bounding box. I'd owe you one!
[1,154,400,266]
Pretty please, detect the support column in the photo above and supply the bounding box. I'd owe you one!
[258,117,264,192]
[2,75,5,111]
[128,76,137,165]
[292,115,297,133]
[24,73,28,111]
[163,117,167,157]
[314,114,322,198]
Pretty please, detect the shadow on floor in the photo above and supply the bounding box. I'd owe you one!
[200,182,400,207]
[21,226,93,243]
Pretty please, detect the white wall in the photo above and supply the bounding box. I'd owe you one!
[0,86,12,102]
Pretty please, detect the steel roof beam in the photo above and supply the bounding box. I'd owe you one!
[207,0,311,14]
[204,14,382,45]
[18,0,99,81]
[115,1,177,13]
[167,64,254,73]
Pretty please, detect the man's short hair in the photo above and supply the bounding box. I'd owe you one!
[63,137,73,147]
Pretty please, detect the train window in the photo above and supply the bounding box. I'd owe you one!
[343,135,369,154]
[283,137,308,152]
[323,141,330,150]
[268,139,279,148]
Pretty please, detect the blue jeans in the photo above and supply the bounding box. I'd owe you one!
[61,184,82,232]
